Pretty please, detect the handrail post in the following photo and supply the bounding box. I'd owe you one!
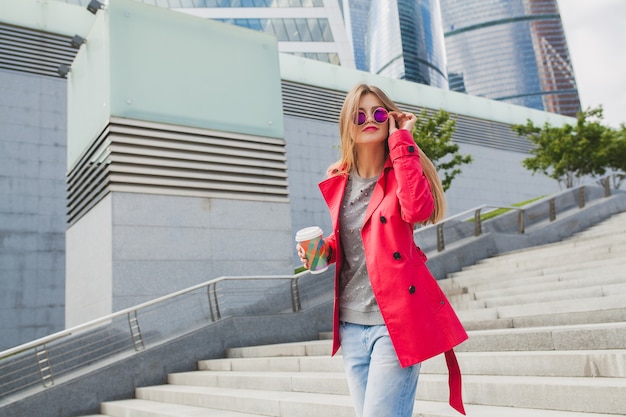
[578,186,585,208]
[549,198,556,221]
[437,223,445,252]
[518,209,525,234]
[290,277,302,312]
[207,282,221,322]
[127,311,145,351]
[474,208,482,236]
[604,176,611,197]
[35,345,54,388]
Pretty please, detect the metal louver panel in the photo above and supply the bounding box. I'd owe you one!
[281,80,344,123]
[0,23,77,78]
[280,80,533,153]
[67,118,289,225]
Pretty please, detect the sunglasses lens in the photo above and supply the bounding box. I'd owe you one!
[355,110,367,125]
[374,108,388,123]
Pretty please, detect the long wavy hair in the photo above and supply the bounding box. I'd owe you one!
[327,83,446,224]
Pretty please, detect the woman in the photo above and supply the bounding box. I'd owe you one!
[297,84,468,416]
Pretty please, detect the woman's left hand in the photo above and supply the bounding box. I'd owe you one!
[389,111,416,134]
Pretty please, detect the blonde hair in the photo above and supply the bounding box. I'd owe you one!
[328,83,446,224]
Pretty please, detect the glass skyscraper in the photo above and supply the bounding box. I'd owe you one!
[62,0,355,67]
[367,0,447,88]
[440,0,581,116]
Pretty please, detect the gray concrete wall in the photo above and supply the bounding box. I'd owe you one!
[110,193,294,311]
[0,70,67,350]
[65,191,294,326]
[65,195,113,328]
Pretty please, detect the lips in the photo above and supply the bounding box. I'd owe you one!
[363,126,378,132]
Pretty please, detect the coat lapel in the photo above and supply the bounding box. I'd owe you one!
[319,174,348,226]
[363,159,393,227]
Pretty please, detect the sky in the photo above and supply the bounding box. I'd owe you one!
[558,0,626,127]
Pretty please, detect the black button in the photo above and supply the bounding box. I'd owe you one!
[408,145,415,153]
[393,251,401,260]
[408,286,416,294]
[380,216,387,224]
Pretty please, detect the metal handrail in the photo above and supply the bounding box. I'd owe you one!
[416,172,624,252]
[0,272,308,361]
[0,271,319,398]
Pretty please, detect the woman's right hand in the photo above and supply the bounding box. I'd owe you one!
[296,243,309,269]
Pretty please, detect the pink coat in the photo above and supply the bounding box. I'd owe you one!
[318,129,468,415]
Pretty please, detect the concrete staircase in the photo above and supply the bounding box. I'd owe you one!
[85,212,626,417]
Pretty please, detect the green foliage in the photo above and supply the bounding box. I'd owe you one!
[412,109,473,191]
[513,106,620,188]
[472,195,546,222]
[605,124,626,188]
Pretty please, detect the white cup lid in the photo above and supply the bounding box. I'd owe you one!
[295,226,323,242]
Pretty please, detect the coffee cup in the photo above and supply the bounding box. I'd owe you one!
[295,226,329,274]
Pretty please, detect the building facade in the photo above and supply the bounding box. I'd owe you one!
[1,0,572,351]
[440,0,581,116]
[364,0,447,88]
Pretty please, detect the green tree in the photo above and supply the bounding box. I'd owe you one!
[605,123,626,188]
[513,106,616,188]
[412,109,473,191]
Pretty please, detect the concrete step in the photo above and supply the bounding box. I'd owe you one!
[199,355,344,373]
[456,293,626,322]
[445,255,625,285]
[225,339,332,359]
[100,395,625,417]
[421,374,626,415]
[222,323,626,356]
[102,399,262,416]
[198,349,626,378]
[131,372,626,416]
[447,274,626,309]
[457,229,626,263]
[134,385,355,417]
[469,272,626,301]
[461,307,626,331]
[171,369,626,414]
[472,233,626,262]
[458,322,626,352]
[440,260,624,296]
[480,282,626,308]
[477,240,626,268]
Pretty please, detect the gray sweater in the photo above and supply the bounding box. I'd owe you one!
[338,172,385,325]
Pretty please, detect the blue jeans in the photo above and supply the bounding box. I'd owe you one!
[340,322,421,417]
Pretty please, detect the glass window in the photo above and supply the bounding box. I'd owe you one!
[270,19,288,41]
[283,19,299,41]
[295,19,312,41]
[307,18,322,41]
[319,19,332,42]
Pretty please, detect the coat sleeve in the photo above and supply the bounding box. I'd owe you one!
[324,233,337,264]
[387,129,435,223]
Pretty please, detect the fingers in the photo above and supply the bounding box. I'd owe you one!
[295,244,309,268]
[389,111,416,131]
[388,112,397,134]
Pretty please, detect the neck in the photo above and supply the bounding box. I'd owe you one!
[355,143,386,178]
